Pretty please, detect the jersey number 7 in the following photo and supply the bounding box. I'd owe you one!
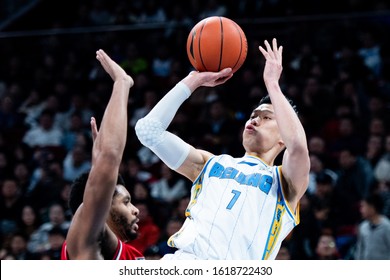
[226,189,241,210]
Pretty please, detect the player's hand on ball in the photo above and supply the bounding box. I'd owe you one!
[189,68,233,87]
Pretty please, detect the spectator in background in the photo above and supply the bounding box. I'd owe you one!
[332,147,374,253]
[376,181,390,219]
[357,31,382,79]
[122,157,154,188]
[2,232,36,260]
[334,147,375,217]
[12,162,31,194]
[129,89,158,127]
[310,172,337,232]
[314,233,341,260]
[0,179,25,237]
[354,193,390,259]
[11,142,32,167]
[0,96,23,132]
[62,144,91,182]
[308,135,333,168]
[368,95,390,124]
[18,89,46,128]
[27,148,56,196]
[332,44,371,82]
[374,134,390,183]
[41,95,69,131]
[63,94,94,131]
[137,144,161,168]
[22,109,64,149]
[131,181,152,203]
[368,117,386,138]
[320,101,355,161]
[365,134,384,169]
[40,226,66,260]
[156,218,182,256]
[27,203,70,254]
[57,181,72,221]
[307,153,337,195]
[149,163,188,204]
[329,116,365,156]
[17,205,41,239]
[196,99,241,155]
[300,76,334,135]
[61,112,91,152]
[374,134,390,218]
[334,79,368,121]
[25,156,66,212]
[170,195,190,223]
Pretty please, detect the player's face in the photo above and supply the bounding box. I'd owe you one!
[242,104,282,153]
[109,185,139,241]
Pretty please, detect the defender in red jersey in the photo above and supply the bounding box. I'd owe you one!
[61,49,144,260]
[61,239,143,260]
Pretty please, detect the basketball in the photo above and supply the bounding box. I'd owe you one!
[186,16,248,73]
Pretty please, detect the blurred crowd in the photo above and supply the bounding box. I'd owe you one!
[0,0,390,260]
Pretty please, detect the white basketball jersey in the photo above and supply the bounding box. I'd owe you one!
[166,154,299,260]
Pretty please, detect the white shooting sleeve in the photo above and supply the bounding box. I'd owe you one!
[135,82,192,170]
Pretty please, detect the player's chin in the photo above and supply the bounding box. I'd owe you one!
[126,227,139,241]
[130,223,139,235]
[129,230,139,240]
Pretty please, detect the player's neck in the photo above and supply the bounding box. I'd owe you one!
[244,152,274,166]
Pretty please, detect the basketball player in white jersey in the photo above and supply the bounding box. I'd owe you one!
[135,38,310,259]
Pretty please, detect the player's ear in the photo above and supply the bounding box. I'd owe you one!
[278,139,285,149]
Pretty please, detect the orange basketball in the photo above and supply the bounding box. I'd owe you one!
[186,16,248,73]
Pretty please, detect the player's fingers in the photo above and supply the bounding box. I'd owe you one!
[96,49,104,58]
[259,46,269,58]
[215,73,233,85]
[279,46,283,65]
[91,117,98,142]
[219,68,232,76]
[272,38,278,52]
[264,40,271,51]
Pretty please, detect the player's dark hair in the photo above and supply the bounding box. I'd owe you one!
[68,171,126,215]
[258,95,298,114]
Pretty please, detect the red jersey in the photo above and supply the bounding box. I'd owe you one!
[61,239,145,260]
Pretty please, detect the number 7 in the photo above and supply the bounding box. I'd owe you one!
[226,189,241,210]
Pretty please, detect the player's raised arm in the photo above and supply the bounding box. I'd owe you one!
[65,49,133,259]
[259,39,310,209]
[135,69,233,182]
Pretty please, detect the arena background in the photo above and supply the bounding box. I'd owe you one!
[0,0,389,260]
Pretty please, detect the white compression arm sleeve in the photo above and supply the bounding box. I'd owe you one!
[135,82,192,170]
